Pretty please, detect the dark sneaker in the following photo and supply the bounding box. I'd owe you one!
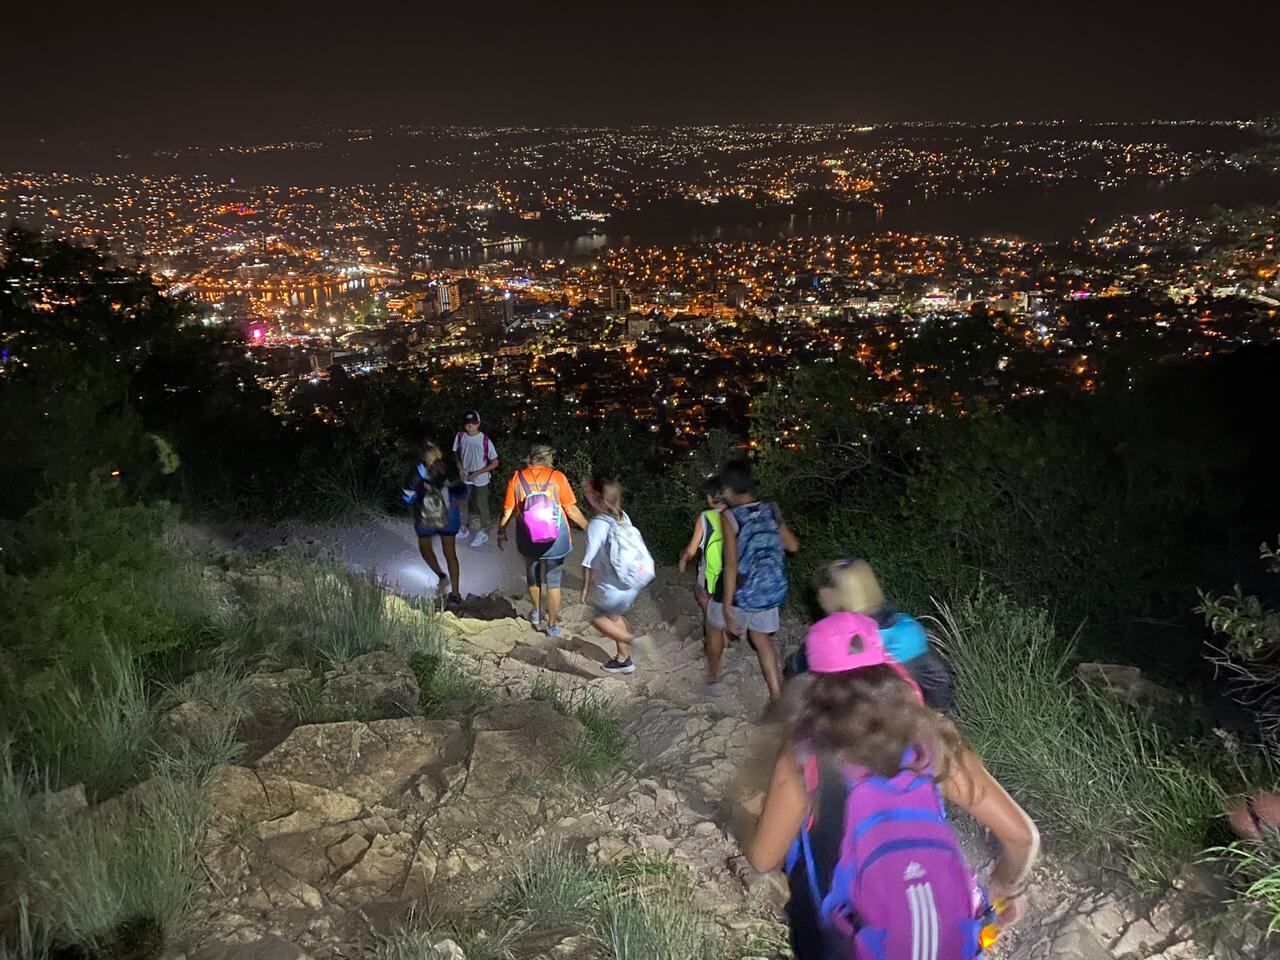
[603,657,636,674]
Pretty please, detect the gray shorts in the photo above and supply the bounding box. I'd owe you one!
[707,600,780,635]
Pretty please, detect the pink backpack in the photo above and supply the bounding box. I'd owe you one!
[786,750,995,959]
[517,470,561,543]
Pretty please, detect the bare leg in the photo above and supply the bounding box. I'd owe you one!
[440,535,460,598]
[750,631,784,701]
[547,587,562,627]
[528,584,541,615]
[592,613,633,662]
[704,626,727,683]
[417,536,444,579]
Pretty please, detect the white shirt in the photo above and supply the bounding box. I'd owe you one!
[453,431,497,486]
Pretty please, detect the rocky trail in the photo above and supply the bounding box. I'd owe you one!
[175,524,1256,960]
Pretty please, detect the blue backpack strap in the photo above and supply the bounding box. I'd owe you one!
[802,754,850,922]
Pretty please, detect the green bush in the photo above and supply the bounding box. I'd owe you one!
[0,480,222,690]
[936,587,1223,882]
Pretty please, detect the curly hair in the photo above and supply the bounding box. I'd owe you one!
[781,663,965,781]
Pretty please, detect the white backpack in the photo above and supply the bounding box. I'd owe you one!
[604,514,656,589]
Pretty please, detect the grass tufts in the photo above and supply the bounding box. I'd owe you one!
[509,845,603,928]
[19,646,158,798]
[935,587,1223,882]
[599,883,720,960]
[530,682,628,784]
[11,770,207,954]
[1206,836,1280,935]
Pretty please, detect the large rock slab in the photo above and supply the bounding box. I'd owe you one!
[465,701,580,800]
[328,831,433,907]
[207,765,364,832]
[255,717,465,808]
[444,614,529,656]
[322,650,420,719]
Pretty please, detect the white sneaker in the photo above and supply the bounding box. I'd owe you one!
[456,528,471,540]
[470,531,489,548]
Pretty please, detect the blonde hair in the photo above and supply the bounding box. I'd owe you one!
[820,558,885,614]
[421,443,445,478]
[588,475,624,520]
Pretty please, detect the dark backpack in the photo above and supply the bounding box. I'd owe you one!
[412,464,450,529]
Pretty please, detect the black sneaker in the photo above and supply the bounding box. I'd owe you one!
[603,657,636,674]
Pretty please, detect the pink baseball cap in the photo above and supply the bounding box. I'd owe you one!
[804,611,923,701]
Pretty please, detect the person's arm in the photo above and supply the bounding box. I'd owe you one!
[942,748,1040,923]
[468,437,500,482]
[721,515,741,635]
[497,472,518,549]
[773,503,800,554]
[743,746,810,873]
[452,434,465,477]
[564,503,589,530]
[679,516,704,572]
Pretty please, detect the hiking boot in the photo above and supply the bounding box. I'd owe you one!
[436,576,450,598]
[546,624,563,639]
[603,657,636,674]
[529,610,542,629]
[470,531,489,548]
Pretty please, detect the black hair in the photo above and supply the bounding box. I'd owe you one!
[702,474,724,498]
[720,458,756,496]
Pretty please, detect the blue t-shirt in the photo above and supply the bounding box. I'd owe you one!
[877,610,929,662]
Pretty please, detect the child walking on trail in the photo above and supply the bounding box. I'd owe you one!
[742,614,1039,960]
[403,443,466,602]
[716,459,800,701]
[679,475,729,684]
[581,475,656,675]
[816,558,956,714]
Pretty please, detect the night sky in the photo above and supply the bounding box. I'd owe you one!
[6,2,1279,153]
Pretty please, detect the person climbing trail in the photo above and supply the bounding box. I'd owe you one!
[581,475,656,674]
[793,558,956,714]
[679,474,729,685]
[742,613,1040,960]
[496,439,589,638]
[403,442,466,602]
[717,458,800,701]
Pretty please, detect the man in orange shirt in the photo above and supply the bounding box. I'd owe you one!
[497,440,589,638]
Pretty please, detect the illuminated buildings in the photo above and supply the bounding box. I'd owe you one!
[437,281,462,314]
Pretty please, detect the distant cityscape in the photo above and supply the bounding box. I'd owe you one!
[3,121,1277,447]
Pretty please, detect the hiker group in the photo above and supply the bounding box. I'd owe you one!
[405,418,1039,960]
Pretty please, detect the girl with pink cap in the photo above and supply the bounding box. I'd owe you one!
[742,612,1039,960]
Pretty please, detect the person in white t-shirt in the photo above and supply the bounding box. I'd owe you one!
[452,411,499,547]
